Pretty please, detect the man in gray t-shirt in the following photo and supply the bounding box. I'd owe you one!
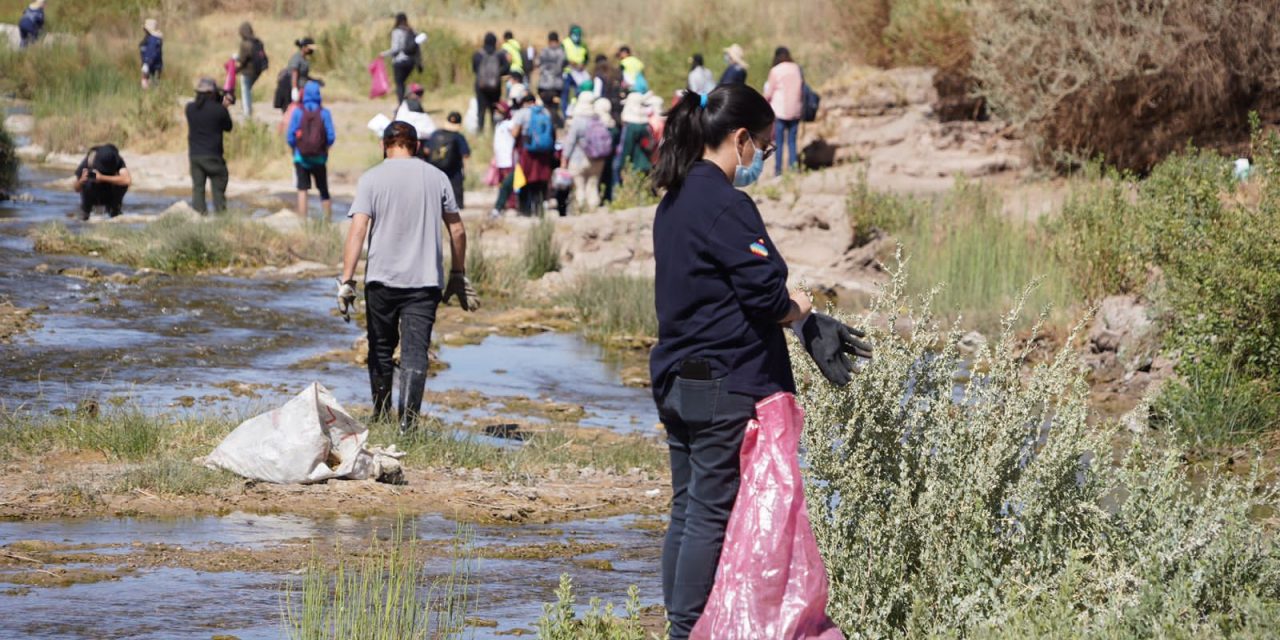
[339,121,479,433]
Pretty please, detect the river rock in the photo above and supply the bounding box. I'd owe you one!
[260,209,303,233]
[15,144,45,162]
[1088,295,1154,358]
[3,114,33,136]
[162,200,199,218]
[277,260,330,276]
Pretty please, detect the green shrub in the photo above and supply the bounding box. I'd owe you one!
[560,273,656,343]
[0,122,17,194]
[797,264,1280,636]
[611,170,660,212]
[1048,162,1147,298]
[836,0,970,72]
[522,217,561,279]
[1156,357,1280,446]
[536,574,652,640]
[846,171,925,245]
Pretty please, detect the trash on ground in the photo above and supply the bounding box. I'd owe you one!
[203,382,405,484]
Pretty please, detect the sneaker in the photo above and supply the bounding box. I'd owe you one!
[488,208,502,220]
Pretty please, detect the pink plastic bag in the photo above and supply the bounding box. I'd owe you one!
[368,57,390,99]
[691,393,845,640]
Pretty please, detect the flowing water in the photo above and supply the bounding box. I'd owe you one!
[0,167,664,636]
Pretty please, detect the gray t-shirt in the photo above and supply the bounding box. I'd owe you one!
[349,158,459,289]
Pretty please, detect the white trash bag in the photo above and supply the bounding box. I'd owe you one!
[205,382,394,484]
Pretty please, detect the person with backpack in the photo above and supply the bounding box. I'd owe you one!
[560,91,612,212]
[18,0,45,49]
[236,22,267,117]
[536,32,568,129]
[338,121,478,433]
[139,18,163,90]
[649,83,872,639]
[764,46,804,176]
[472,33,509,133]
[383,13,423,106]
[287,81,336,219]
[73,144,131,220]
[509,94,555,215]
[275,38,318,112]
[426,112,471,210]
[186,78,233,214]
[619,91,656,179]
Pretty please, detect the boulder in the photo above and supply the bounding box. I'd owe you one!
[161,200,200,219]
[0,24,18,51]
[260,209,303,233]
[3,114,34,136]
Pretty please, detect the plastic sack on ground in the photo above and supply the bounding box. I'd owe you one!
[691,392,844,640]
[204,382,384,484]
[368,57,390,99]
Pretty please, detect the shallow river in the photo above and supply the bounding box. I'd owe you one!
[0,168,664,636]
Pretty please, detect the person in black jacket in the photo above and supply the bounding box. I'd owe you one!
[648,84,872,639]
[185,78,233,214]
[74,144,131,220]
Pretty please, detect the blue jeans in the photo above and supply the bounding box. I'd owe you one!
[774,118,799,175]
[239,74,256,117]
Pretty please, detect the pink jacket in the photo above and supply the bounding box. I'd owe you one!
[764,61,803,121]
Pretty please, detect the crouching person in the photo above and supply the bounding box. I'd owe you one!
[74,144,132,220]
[338,121,480,434]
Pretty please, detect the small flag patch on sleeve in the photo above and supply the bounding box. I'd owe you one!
[749,239,769,258]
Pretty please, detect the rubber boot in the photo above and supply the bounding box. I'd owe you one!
[370,373,393,423]
[397,369,428,436]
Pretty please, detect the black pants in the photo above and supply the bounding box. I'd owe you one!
[190,156,229,214]
[538,88,564,128]
[519,181,546,216]
[657,375,758,640]
[393,60,415,104]
[475,87,501,132]
[79,181,128,219]
[365,283,441,384]
[448,172,465,210]
[295,162,331,201]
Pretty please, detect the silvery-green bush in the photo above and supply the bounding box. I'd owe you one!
[796,266,1280,638]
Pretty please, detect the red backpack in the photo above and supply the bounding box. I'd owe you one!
[296,109,328,157]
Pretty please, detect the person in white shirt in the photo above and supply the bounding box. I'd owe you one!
[490,101,517,219]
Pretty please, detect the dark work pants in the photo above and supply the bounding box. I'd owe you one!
[475,87,501,132]
[79,181,128,219]
[393,60,415,104]
[538,88,564,128]
[658,376,758,640]
[365,283,441,386]
[190,156,229,214]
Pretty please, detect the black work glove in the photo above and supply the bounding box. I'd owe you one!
[799,313,873,386]
[443,271,480,311]
[336,278,357,322]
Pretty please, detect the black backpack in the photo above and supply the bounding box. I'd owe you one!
[402,29,420,59]
[251,38,269,76]
[426,130,464,176]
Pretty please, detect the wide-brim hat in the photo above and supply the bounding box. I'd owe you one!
[144,18,162,37]
[621,92,649,125]
[724,43,747,68]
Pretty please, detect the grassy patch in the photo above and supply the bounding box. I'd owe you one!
[464,237,525,300]
[522,217,561,279]
[609,170,660,212]
[283,518,473,640]
[560,273,656,344]
[537,574,652,640]
[114,457,242,496]
[30,212,344,274]
[0,408,225,462]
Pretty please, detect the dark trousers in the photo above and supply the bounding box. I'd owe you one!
[475,87,501,132]
[190,156,229,214]
[658,376,758,640]
[365,283,441,385]
[79,181,128,219]
[538,88,564,128]
[393,60,415,104]
[447,172,465,210]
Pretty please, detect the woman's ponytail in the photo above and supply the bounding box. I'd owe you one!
[652,94,707,192]
[651,84,774,193]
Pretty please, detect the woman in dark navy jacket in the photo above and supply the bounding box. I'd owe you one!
[649,84,872,638]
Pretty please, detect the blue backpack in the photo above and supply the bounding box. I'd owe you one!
[524,105,555,153]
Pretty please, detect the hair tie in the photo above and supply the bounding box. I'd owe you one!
[699,93,708,109]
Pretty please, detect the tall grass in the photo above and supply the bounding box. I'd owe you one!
[283,518,473,640]
[609,170,660,212]
[851,178,1077,330]
[798,263,1280,636]
[114,457,242,495]
[30,212,345,274]
[522,216,561,279]
[225,118,285,174]
[560,273,656,344]
[463,236,525,300]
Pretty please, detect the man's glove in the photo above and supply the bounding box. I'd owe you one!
[443,271,480,311]
[797,313,873,387]
[337,278,357,322]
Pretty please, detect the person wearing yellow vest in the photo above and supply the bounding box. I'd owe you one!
[561,24,590,120]
[617,46,647,93]
[502,31,524,77]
